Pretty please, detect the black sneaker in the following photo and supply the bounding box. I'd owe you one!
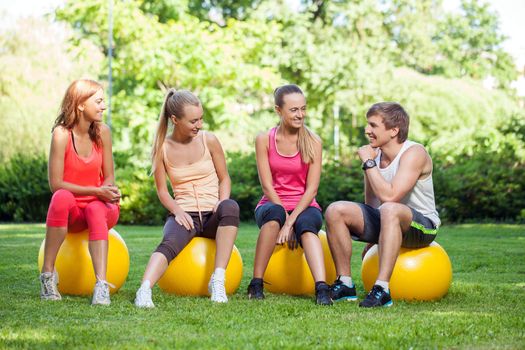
[315,282,333,306]
[247,278,265,300]
[359,284,393,308]
[330,277,357,302]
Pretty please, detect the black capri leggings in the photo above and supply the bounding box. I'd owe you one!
[254,202,323,241]
[155,199,240,263]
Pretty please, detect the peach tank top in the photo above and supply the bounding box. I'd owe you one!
[163,131,219,213]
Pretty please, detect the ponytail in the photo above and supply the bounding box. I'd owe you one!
[297,126,318,164]
[150,89,201,173]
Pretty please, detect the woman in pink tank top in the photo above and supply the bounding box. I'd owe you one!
[40,79,121,305]
[247,84,332,305]
[134,89,239,307]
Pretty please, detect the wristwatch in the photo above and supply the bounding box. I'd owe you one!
[362,159,377,171]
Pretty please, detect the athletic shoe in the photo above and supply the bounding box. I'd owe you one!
[134,285,154,308]
[315,282,333,306]
[40,271,61,301]
[208,274,228,303]
[247,278,265,300]
[330,277,357,302]
[359,284,393,308]
[92,280,112,306]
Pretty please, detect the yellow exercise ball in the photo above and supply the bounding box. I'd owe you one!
[263,231,336,295]
[37,229,129,296]
[157,237,243,296]
[361,241,452,301]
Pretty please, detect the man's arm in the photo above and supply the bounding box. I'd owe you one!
[365,146,429,203]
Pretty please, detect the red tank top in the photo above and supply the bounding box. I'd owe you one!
[256,127,320,211]
[63,132,103,208]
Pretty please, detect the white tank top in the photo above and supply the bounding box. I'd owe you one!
[373,140,441,227]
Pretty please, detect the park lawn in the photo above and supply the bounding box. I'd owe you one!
[0,223,524,349]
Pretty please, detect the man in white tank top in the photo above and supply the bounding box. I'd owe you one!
[325,102,440,308]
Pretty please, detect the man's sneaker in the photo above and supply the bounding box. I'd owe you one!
[359,284,393,308]
[315,282,333,306]
[247,278,265,300]
[208,274,228,303]
[40,271,61,300]
[330,277,357,302]
[92,280,112,306]
[134,285,154,308]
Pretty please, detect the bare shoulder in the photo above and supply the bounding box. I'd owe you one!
[309,129,322,145]
[401,144,431,168]
[99,123,113,147]
[51,126,69,144]
[255,130,270,146]
[204,131,223,150]
[310,131,322,149]
[99,123,111,137]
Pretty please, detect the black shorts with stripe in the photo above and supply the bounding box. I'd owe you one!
[352,203,438,248]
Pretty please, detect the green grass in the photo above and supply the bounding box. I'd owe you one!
[0,223,524,349]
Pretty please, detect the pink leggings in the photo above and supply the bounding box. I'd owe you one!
[46,189,120,240]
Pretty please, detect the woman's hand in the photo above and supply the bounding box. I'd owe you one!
[361,242,374,260]
[97,185,121,203]
[276,222,293,245]
[213,200,223,213]
[173,208,194,231]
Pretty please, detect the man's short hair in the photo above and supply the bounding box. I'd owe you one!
[366,102,409,143]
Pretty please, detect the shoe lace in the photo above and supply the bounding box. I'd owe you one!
[42,275,58,295]
[371,285,383,299]
[95,281,114,300]
[213,278,226,296]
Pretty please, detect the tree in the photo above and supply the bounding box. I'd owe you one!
[0,16,103,162]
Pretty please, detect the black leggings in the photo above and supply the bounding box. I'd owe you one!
[155,199,240,263]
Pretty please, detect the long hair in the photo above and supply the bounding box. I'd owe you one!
[53,79,103,146]
[274,84,318,164]
[151,89,201,172]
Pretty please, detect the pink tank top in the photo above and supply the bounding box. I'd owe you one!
[256,127,320,211]
[63,131,103,208]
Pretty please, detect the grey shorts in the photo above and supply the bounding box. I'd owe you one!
[352,203,438,248]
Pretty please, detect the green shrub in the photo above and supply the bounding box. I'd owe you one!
[116,167,167,225]
[227,151,261,221]
[434,149,525,223]
[0,153,50,222]
[317,160,364,210]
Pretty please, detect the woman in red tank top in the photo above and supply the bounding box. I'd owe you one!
[39,79,120,305]
[247,84,332,305]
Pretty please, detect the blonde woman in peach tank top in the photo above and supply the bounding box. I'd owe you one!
[134,90,240,307]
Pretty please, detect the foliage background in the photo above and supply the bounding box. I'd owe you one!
[0,0,523,224]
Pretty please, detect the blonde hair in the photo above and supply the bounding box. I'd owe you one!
[53,79,103,146]
[151,89,201,171]
[274,84,318,164]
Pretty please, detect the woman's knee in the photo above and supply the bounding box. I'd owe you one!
[48,189,76,211]
[217,199,240,217]
[84,200,108,217]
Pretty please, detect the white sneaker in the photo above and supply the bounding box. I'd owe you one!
[208,274,228,303]
[92,280,112,306]
[40,271,61,300]
[135,286,155,308]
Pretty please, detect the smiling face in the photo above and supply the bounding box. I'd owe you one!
[172,104,204,138]
[276,92,306,129]
[365,114,399,147]
[79,88,105,122]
